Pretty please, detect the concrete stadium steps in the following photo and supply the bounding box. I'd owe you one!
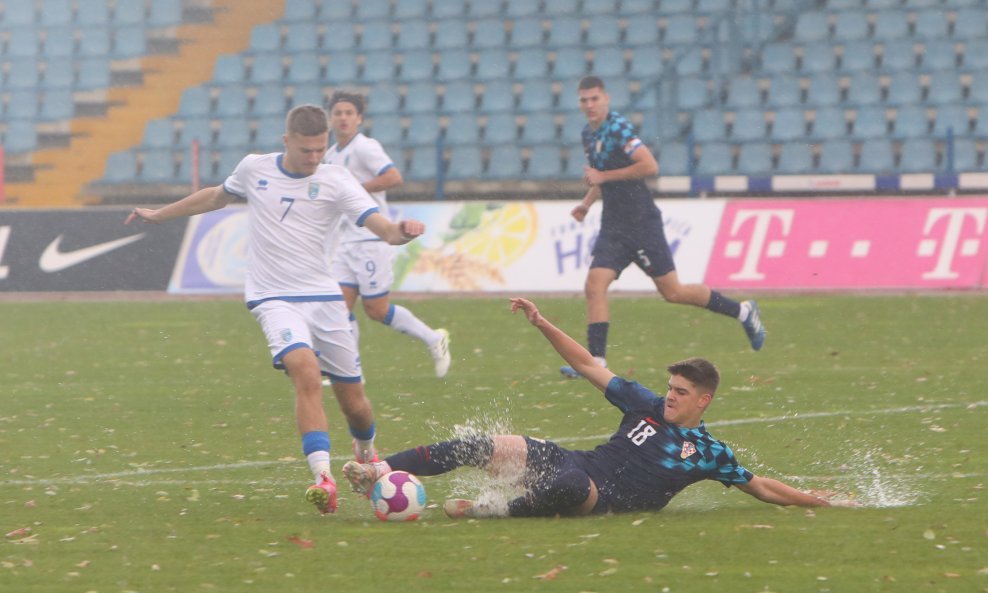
[6,0,285,207]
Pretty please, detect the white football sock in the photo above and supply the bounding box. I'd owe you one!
[306,451,331,484]
[738,301,752,322]
[386,304,440,346]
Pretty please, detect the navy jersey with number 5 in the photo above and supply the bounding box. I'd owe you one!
[574,376,753,513]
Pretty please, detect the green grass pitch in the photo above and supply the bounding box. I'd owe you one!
[1,294,985,592]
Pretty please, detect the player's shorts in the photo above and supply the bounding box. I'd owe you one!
[249,299,362,383]
[329,240,394,299]
[523,437,609,515]
[590,227,676,279]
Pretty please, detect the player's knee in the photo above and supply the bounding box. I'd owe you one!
[363,301,390,322]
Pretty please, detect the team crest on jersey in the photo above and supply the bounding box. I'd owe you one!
[307,183,319,199]
[280,329,293,343]
[680,440,697,459]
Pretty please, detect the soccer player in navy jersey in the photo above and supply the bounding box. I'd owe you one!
[561,75,765,379]
[343,297,837,518]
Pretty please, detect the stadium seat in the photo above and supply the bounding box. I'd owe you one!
[42,29,74,59]
[880,40,917,71]
[771,108,808,142]
[818,139,855,172]
[624,18,660,46]
[139,150,176,183]
[216,118,250,149]
[147,0,183,27]
[320,0,353,20]
[801,42,837,74]
[283,0,316,22]
[444,113,482,145]
[656,142,690,175]
[322,23,356,53]
[41,59,74,90]
[511,18,544,48]
[77,0,111,26]
[253,116,284,152]
[737,143,774,174]
[586,16,621,47]
[473,19,507,49]
[518,80,554,112]
[407,114,441,145]
[527,144,565,179]
[479,81,515,113]
[544,0,580,16]
[919,40,957,71]
[488,145,524,179]
[691,109,726,143]
[947,138,978,172]
[355,0,390,21]
[475,49,510,79]
[483,113,518,143]
[4,90,39,121]
[504,0,539,18]
[892,104,930,139]
[76,57,110,90]
[593,47,626,77]
[914,10,948,41]
[6,30,39,59]
[731,109,767,141]
[520,113,557,144]
[677,77,710,110]
[659,0,693,13]
[367,83,401,114]
[78,27,112,59]
[400,50,434,81]
[840,41,875,73]
[250,54,283,84]
[213,54,245,85]
[926,71,963,105]
[284,23,320,54]
[809,107,849,140]
[406,145,439,181]
[436,50,471,81]
[360,21,392,51]
[141,118,176,150]
[793,12,830,43]
[393,0,428,19]
[5,59,40,90]
[766,75,803,108]
[675,48,705,76]
[287,53,321,84]
[215,86,249,118]
[899,138,937,172]
[365,114,402,146]
[441,81,476,112]
[663,15,698,46]
[513,48,551,80]
[852,106,889,138]
[622,0,659,15]
[846,72,882,105]
[291,84,325,108]
[961,39,988,71]
[777,142,814,174]
[858,138,895,173]
[211,149,246,184]
[101,150,138,183]
[833,11,869,42]
[628,48,664,78]
[969,76,988,105]
[249,24,281,53]
[553,47,588,80]
[873,11,909,41]
[547,17,584,46]
[362,51,396,83]
[932,104,971,137]
[325,52,358,84]
[886,71,922,105]
[252,87,287,120]
[405,83,439,114]
[725,77,763,109]
[761,42,797,74]
[434,21,468,50]
[953,8,988,39]
[445,145,483,179]
[114,27,147,58]
[805,72,842,107]
[395,21,430,51]
[696,142,733,175]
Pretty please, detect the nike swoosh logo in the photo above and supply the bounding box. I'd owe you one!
[40,233,146,273]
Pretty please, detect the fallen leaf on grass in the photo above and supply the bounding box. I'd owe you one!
[534,565,567,580]
[5,527,31,538]
[286,535,314,549]
[417,571,432,578]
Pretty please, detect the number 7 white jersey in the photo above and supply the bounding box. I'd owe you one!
[222,153,379,307]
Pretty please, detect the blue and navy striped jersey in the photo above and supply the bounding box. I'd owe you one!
[576,376,753,513]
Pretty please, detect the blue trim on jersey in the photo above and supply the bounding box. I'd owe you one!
[356,207,380,227]
[272,342,310,369]
[246,294,345,310]
[363,289,391,301]
[275,153,311,179]
[376,163,394,176]
[326,372,362,384]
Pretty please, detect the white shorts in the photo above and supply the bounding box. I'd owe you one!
[329,240,395,299]
[249,299,362,383]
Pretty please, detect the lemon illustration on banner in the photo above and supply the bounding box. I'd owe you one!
[448,203,538,266]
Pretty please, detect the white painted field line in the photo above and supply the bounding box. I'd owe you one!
[2,401,984,488]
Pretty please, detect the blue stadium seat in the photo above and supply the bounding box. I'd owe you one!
[628,48,663,78]
[892,104,930,139]
[919,40,957,71]
[833,11,869,42]
[77,0,111,26]
[211,149,245,184]
[1,2,37,27]
[932,104,970,137]
[291,84,325,108]
[445,145,483,179]
[77,57,110,90]
[5,59,40,90]
[818,139,854,172]
[914,10,948,41]
[407,114,441,145]
[114,27,147,58]
[947,138,978,172]
[42,59,74,90]
[254,116,283,152]
[926,71,963,105]
[969,75,988,105]
[396,21,430,51]
[886,71,922,105]
[873,11,909,41]
[400,50,434,81]
[464,0,496,18]
[961,39,988,71]
[42,29,74,59]
[696,142,733,175]
[663,15,698,45]
[547,16,584,46]
[731,109,767,141]
[677,78,710,110]
[691,109,726,143]
[622,0,658,15]
[801,42,837,74]
[405,82,439,113]
[840,41,875,73]
[562,110,587,141]
[139,150,176,183]
[6,29,39,59]
[953,8,988,40]
[434,20,468,50]
[771,108,807,142]
[284,23,320,54]
[518,80,554,112]
[213,54,245,85]
[361,51,396,83]
[793,12,830,43]
[367,83,401,114]
[880,40,916,71]
[766,75,802,107]
[503,0,539,19]
[142,118,176,150]
[250,24,281,53]
[777,142,814,174]
[283,0,317,22]
[520,113,557,144]
[511,18,544,48]
[287,53,321,84]
[320,0,353,20]
[725,77,763,109]
[761,42,797,74]
[587,15,621,47]
[393,0,428,19]
[479,81,515,112]
[78,27,111,58]
[488,145,524,179]
[553,47,588,79]
[366,114,403,146]
[444,113,482,145]
[4,90,39,121]
[899,138,937,172]
[805,72,841,107]
[360,21,392,51]
[514,48,551,80]
[852,106,889,138]
[101,150,138,183]
[483,113,518,143]
[252,85,287,116]
[147,0,183,28]
[178,87,211,118]
[528,144,565,179]
[3,120,38,153]
[846,72,882,105]
[810,107,849,140]
[593,47,626,77]
[441,81,476,112]
[355,0,390,21]
[407,145,439,180]
[215,86,249,118]
[737,143,773,174]
[322,23,356,53]
[624,18,660,46]
[436,49,471,81]
[656,142,690,175]
[473,19,507,49]
[858,139,894,172]
[325,52,358,84]
[216,118,250,149]
[41,0,72,28]
[544,0,580,16]
[602,77,629,109]
[250,54,283,84]
[675,48,705,76]
[975,109,988,137]
[475,48,510,79]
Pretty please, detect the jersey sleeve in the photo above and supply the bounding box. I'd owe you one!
[705,440,754,486]
[358,137,396,177]
[604,377,661,413]
[610,114,643,158]
[221,154,255,200]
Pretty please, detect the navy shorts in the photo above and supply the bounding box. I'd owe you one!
[523,437,609,514]
[590,227,676,278]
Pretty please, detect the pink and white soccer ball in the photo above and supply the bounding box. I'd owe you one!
[370,471,426,521]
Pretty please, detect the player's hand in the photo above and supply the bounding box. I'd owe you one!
[570,203,589,222]
[125,208,159,225]
[509,297,545,326]
[807,489,860,507]
[583,166,605,187]
[398,219,425,240]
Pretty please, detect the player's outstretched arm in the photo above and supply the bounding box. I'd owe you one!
[363,212,424,245]
[125,186,233,225]
[510,298,615,392]
[736,475,833,507]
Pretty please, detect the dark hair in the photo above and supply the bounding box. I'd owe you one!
[578,75,606,91]
[285,104,329,136]
[667,357,720,395]
[327,90,366,115]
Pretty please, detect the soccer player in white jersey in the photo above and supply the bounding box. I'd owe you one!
[325,90,451,378]
[126,105,426,515]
